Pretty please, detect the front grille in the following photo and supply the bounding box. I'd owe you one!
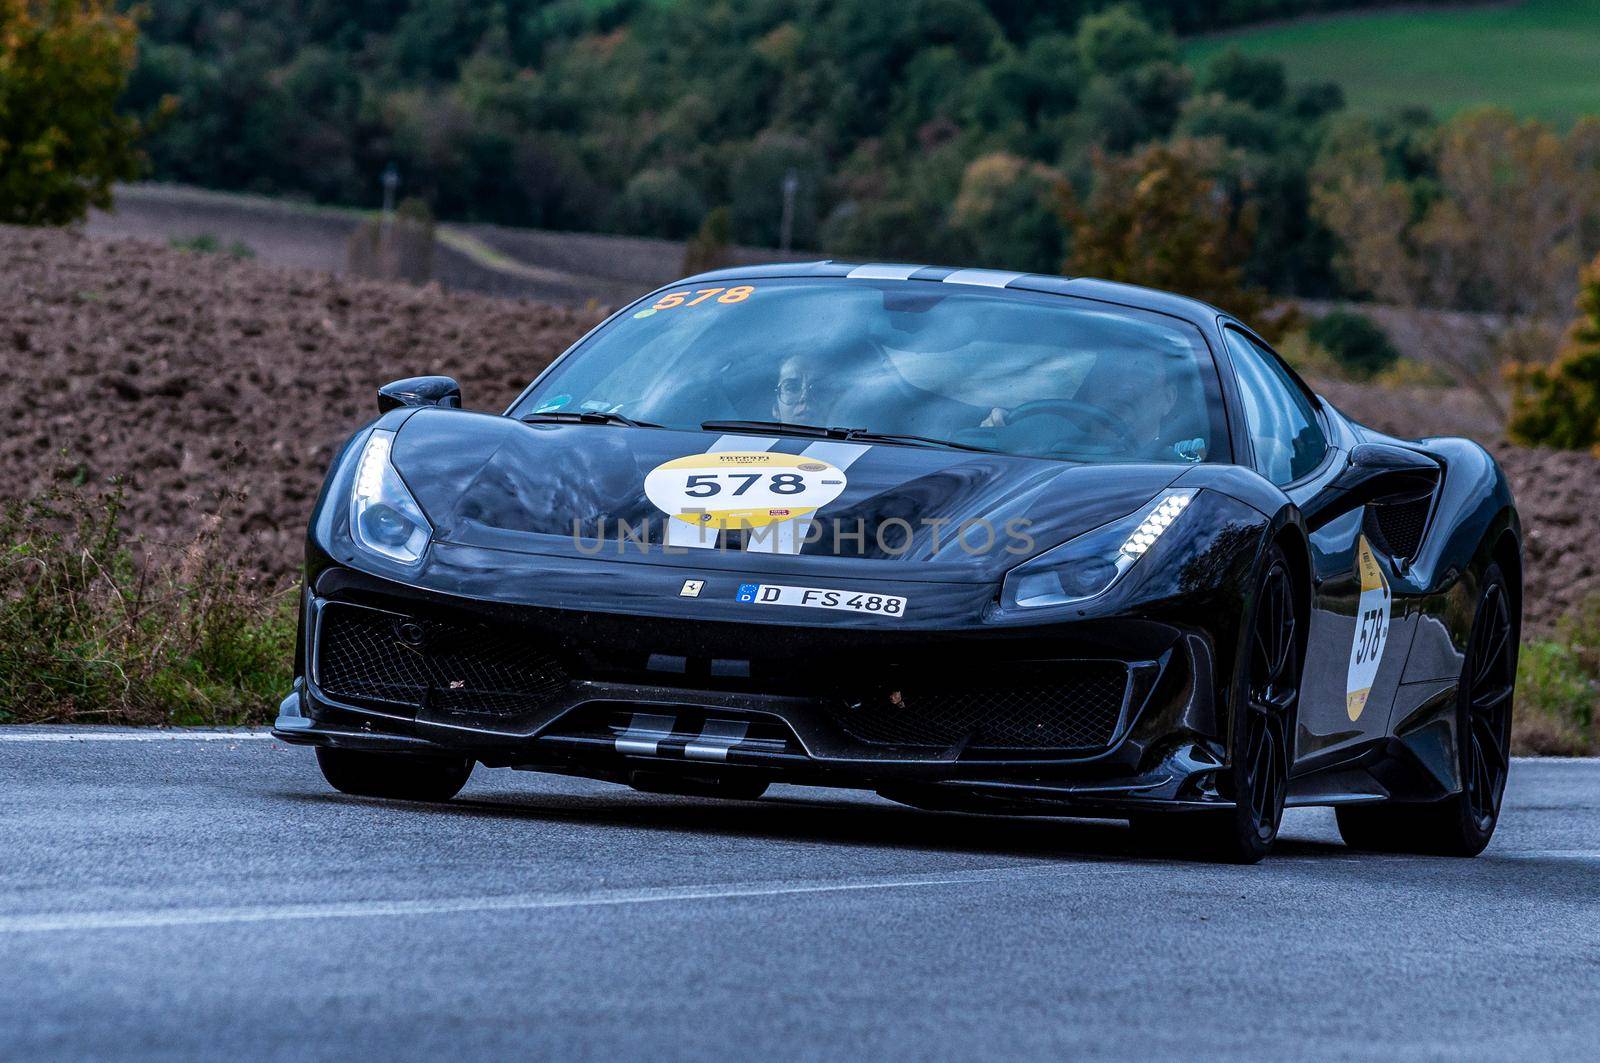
[827,662,1129,751]
[315,603,568,717]
[1366,496,1431,560]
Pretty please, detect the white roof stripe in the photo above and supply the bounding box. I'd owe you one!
[798,439,870,469]
[845,264,922,281]
[708,434,779,453]
[942,268,1026,288]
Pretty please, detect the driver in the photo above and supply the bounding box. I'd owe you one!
[772,352,843,424]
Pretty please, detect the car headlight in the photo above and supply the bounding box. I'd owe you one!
[1003,490,1196,609]
[349,429,431,566]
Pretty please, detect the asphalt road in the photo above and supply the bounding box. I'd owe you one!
[2,730,1597,1061]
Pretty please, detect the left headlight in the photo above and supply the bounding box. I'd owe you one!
[349,429,432,566]
[1002,490,1196,610]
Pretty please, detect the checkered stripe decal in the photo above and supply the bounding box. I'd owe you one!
[611,712,788,761]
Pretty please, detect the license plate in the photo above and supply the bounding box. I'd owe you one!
[736,583,907,616]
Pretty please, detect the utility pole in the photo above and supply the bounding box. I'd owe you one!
[779,168,799,252]
[381,163,400,222]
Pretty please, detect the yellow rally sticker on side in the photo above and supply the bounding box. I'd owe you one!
[643,452,846,532]
[1345,535,1393,721]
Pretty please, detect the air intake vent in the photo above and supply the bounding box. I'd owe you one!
[1366,496,1432,560]
[315,603,567,716]
[828,662,1129,751]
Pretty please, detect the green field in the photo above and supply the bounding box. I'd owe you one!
[1186,0,1600,126]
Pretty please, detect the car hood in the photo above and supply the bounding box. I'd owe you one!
[391,409,1189,583]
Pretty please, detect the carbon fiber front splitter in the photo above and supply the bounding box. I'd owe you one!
[273,685,1232,815]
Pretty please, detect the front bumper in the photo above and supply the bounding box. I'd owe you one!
[275,563,1237,811]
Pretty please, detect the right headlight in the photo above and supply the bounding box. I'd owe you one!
[349,429,432,566]
[1002,490,1196,610]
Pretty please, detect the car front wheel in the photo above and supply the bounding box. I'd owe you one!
[1134,544,1301,864]
[314,747,474,802]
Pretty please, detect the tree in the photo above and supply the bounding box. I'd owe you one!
[1311,108,1600,418]
[1062,138,1277,330]
[949,151,1066,272]
[1073,3,1174,78]
[1508,252,1600,453]
[1309,310,1400,379]
[1200,47,1286,111]
[0,0,146,225]
[614,167,705,240]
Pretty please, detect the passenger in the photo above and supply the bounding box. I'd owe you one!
[982,354,1206,462]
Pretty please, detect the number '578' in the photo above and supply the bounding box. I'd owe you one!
[684,473,805,497]
[653,286,755,310]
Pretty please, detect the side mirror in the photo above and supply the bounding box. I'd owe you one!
[377,376,462,414]
[1303,442,1439,533]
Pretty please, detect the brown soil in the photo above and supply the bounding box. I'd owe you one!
[1315,378,1600,635]
[0,225,601,581]
[2,224,1595,634]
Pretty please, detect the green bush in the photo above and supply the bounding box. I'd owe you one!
[170,233,257,260]
[682,205,733,276]
[170,232,220,253]
[0,476,294,726]
[1509,252,1600,452]
[1307,309,1400,379]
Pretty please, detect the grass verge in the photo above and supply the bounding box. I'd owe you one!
[1514,596,1600,754]
[0,474,293,726]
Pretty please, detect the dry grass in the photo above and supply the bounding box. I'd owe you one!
[0,471,293,725]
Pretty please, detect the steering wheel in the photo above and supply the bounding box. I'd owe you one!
[1003,399,1134,441]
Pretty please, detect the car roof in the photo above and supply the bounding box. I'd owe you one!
[673,261,1231,329]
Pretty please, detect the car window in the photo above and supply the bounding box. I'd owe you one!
[516,279,1230,465]
[1223,329,1327,485]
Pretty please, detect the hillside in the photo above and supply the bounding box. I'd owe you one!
[1,223,1597,634]
[1186,0,1600,126]
[85,183,814,306]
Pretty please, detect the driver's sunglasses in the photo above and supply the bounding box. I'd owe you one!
[775,378,814,401]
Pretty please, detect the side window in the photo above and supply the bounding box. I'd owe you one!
[1223,329,1328,485]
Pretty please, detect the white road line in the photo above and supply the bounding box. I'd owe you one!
[1491,850,1600,861]
[0,730,273,743]
[1511,756,1600,764]
[0,864,1106,935]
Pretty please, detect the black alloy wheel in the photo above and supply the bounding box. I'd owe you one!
[1134,544,1301,864]
[1461,576,1516,834]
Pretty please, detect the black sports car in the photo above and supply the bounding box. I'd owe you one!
[274,262,1522,863]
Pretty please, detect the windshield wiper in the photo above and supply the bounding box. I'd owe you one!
[839,430,1004,454]
[700,419,860,439]
[522,410,660,428]
[700,419,1002,454]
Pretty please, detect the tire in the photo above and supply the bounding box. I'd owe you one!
[1337,563,1516,857]
[314,746,474,802]
[1135,544,1302,864]
[628,771,769,801]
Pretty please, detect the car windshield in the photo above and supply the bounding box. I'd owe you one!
[513,278,1228,464]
